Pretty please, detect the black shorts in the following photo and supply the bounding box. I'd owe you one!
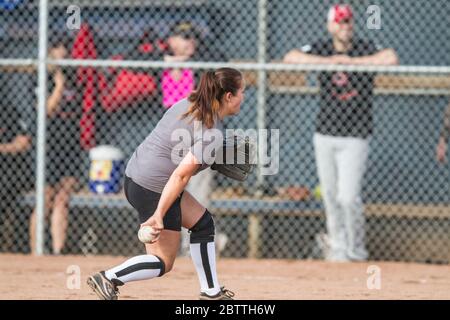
[46,139,82,186]
[124,176,182,231]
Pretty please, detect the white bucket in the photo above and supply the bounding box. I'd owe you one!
[88,145,124,194]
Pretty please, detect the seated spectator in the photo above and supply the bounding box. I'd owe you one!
[29,38,82,255]
[162,21,200,108]
[98,27,161,114]
[98,30,162,156]
[162,21,228,109]
[71,23,161,151]
[0,102,31,251]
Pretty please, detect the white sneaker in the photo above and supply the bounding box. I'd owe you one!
[315,232,331,259]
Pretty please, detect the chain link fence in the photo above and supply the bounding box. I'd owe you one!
[0,0,449,263]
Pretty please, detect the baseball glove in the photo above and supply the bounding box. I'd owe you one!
[211,135,256,181]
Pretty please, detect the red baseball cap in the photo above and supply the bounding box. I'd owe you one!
[327,4,353,23]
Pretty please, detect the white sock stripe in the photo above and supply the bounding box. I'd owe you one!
[190,241,220,296]
[105,254,163,284]
[190,243,208,290]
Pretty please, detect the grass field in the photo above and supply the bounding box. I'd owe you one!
[1,254,449,300]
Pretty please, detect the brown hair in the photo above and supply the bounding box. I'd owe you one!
[183,68,243,128]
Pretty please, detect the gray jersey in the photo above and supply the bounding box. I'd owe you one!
[125,98,224,193]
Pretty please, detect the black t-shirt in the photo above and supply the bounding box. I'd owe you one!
[0,104,30,180]
[0,105,29,144]
[46,68,81,149]
[303,38,380,138]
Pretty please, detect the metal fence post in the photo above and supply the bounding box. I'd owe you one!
[256,0,267,196]
[35,0,49,256]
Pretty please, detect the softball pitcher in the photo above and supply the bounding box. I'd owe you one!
[87,68,251,300]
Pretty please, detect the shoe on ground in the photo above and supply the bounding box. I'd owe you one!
[199,287,235,300]
[87,271,122,300]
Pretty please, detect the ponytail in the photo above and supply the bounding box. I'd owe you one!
[183,68,242,128]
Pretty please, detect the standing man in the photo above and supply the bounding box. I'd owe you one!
[284,4,398,261]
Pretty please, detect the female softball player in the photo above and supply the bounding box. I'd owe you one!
[87,68,245,300]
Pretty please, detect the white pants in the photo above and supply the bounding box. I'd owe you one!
[313,133,369,261]
[186,169,214,208]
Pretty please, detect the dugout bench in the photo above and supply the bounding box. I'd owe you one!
[15,190,450,263]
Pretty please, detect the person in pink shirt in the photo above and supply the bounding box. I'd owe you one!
[162,22,199,108]
[162,68,195,108]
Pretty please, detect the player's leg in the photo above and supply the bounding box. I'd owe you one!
[182,169,213,256]
[335,136,370,261]
[88,232,177,300]
[185,169,228,256]
[29,186,54,255]
[181,191,234,300]
[103,230,179,284]
[50,176,77,255]
[87,176,180,300]
[313,133,347,261]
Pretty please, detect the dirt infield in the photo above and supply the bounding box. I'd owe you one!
[1,254,449,300]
